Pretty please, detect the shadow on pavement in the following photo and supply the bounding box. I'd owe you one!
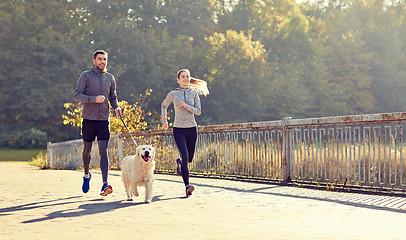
[157,177,406,214]
[20,194,186,224]
[0,196,84,216]
[6,175,406,224]
[22,199,142,223]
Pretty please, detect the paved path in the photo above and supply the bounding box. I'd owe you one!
[1,162,406,240]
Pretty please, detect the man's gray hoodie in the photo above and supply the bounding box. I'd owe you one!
[161,88,201,128]
[74,66,119,121]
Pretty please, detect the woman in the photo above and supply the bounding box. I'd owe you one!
[161,69,209,197]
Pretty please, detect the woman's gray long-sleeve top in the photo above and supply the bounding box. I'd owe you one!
[74,66,119,121]
[161,87,201,128]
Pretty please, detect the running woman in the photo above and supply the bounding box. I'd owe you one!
[161,69,209,197]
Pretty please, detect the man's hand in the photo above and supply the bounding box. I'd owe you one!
[115,107,122,117]
[95,95,105,103]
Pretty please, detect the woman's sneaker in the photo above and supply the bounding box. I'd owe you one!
[186,184,194,197]
[100,182,113,196]
[176,158,182,176]
[82,173,91,193]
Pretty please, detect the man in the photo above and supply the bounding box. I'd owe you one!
[74,50,122,196]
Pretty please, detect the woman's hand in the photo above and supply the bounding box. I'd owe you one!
[162,123,168,129]
[178,101,186,108]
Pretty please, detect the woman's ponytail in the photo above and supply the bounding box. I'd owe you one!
[190,77,209,96]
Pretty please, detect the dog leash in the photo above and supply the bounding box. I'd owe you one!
[118,110,138,147]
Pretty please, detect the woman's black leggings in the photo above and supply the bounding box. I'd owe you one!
[173,127,197,186]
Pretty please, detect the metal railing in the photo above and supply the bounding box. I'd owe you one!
[47,112,406,193]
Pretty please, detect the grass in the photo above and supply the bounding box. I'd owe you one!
[0,147,46,162]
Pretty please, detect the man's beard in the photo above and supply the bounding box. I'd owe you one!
[96,64,105,71]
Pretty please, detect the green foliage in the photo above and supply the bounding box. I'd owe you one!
[0,0,88,142]
[2,0,406,144]
[161,0,217,42]
[8,128,48,149]
[197,30,271,123]
[0,128,9,147]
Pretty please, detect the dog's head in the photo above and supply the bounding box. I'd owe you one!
[137,145,155,163]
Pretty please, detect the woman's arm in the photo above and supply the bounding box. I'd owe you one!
[183,93,201,116]
[161,92,173,126]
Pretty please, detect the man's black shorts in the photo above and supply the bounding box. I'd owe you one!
[82,119,110,142]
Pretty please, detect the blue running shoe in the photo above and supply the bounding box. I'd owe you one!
[82,173,91,193]
[100,182,113,196]
[176,158,182,176]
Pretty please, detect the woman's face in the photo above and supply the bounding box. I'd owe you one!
[177,70,190,88]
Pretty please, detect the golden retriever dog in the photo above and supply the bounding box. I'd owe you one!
[121,145,156,203]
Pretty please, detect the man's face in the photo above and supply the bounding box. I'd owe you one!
[93,53,108,71]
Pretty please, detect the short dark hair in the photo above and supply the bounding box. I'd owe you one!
[93,50,108,59]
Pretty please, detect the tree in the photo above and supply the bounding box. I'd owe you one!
[160,0,217,43]
[356,0,406,113]
[196,30,271,123]
[0,0,86,141]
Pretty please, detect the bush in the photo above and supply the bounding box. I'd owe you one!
[0,131,8,147]
[30,151,48,169]
[9,128,48,149]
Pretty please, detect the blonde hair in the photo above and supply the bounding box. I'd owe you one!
[177,69,209,96]
[190,77,209,96]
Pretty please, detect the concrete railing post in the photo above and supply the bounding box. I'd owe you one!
[47,142,53,169]
[117,133,124,167]
[282,117,292,182]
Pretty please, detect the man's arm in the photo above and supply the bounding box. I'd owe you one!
[108,75,121,116]
[74,72,99,103]
[108,75,119,109]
